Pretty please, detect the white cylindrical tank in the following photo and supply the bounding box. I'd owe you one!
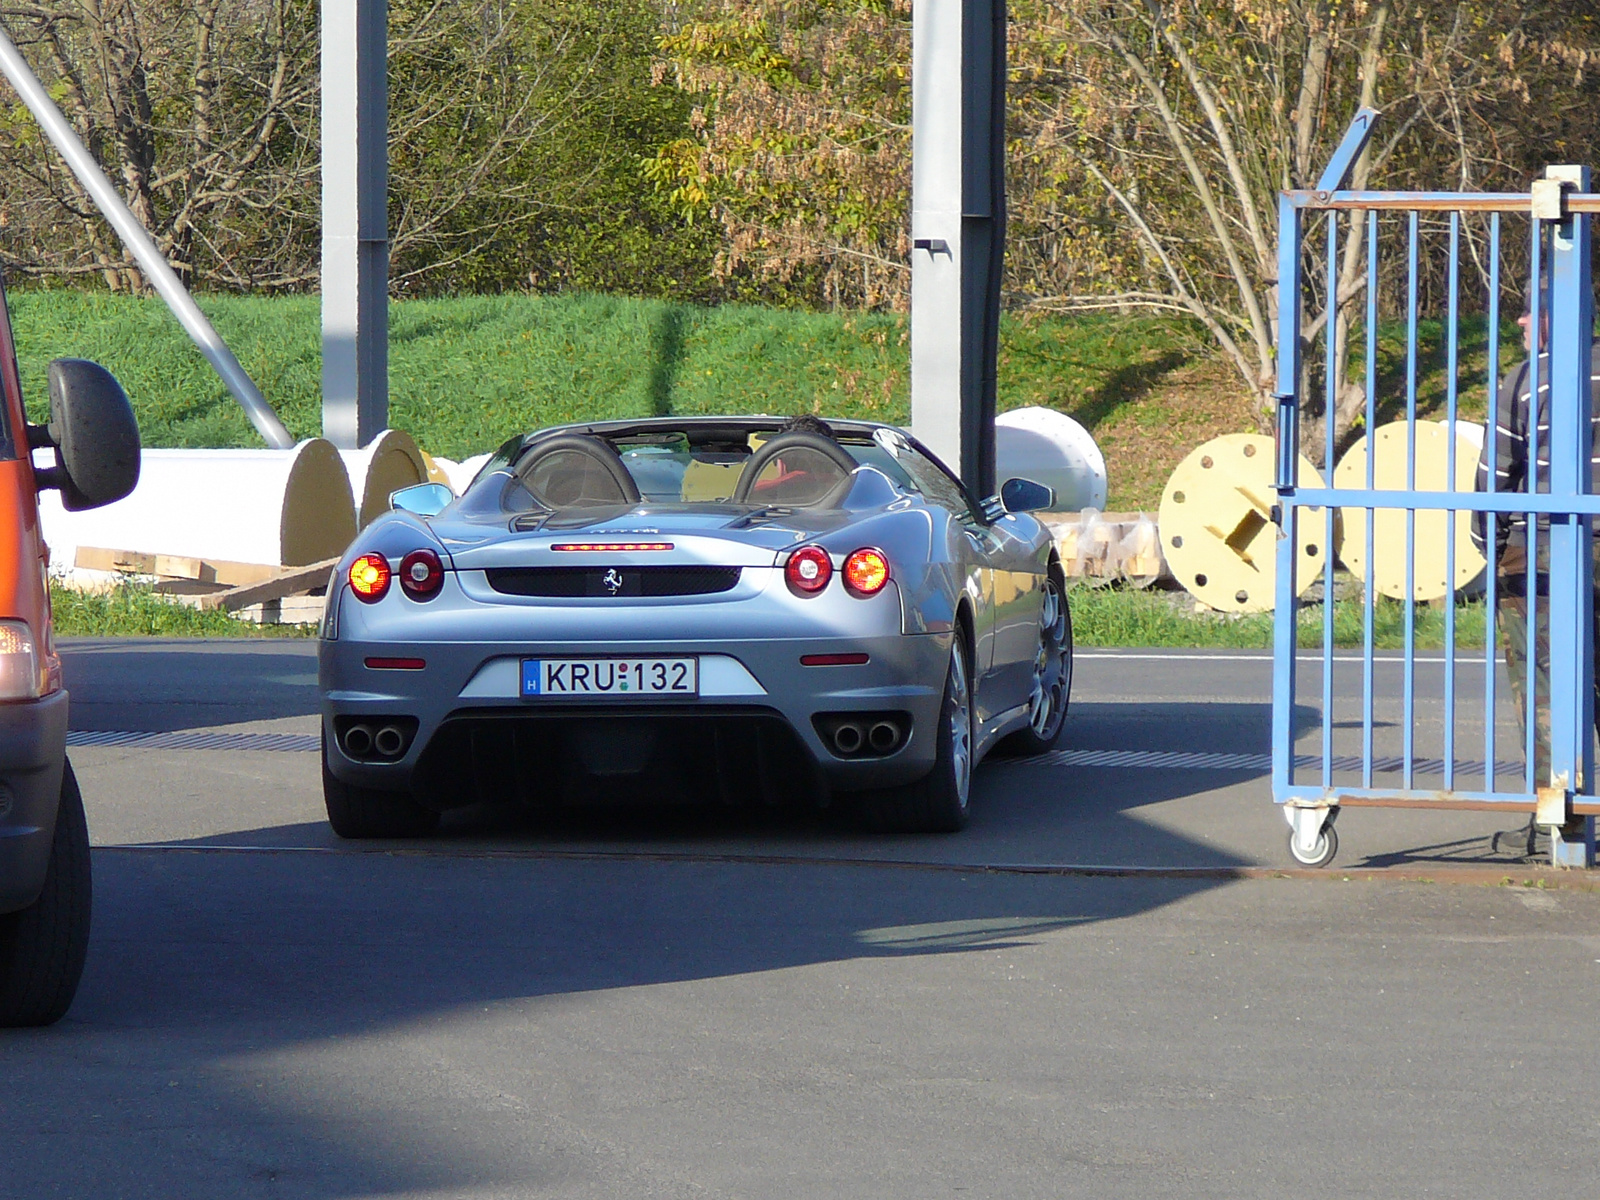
[995,407,1107,511]
[38,439,357,575]
[339,428,428,528]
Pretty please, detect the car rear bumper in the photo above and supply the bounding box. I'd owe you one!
[320,631,952,803]
[0,689,69,913]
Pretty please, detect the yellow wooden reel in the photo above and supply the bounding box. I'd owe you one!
[1334,420,1485,601]
[1158,434,1331,613]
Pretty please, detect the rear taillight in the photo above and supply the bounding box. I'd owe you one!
[0,620,41,699]
[785,545,833,595]
[349,553,391,602]
[843,547,890,596]
[399,549,444,600]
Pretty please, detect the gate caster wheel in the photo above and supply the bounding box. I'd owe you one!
[1286,823,1338,868]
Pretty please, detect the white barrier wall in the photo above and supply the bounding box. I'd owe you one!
[38,439,357,575]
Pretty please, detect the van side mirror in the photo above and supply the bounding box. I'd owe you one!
[1000,476,1055,514]
[31,359,140,511]
[390,481,454,517]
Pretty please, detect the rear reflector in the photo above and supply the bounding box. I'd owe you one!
[800,652,870,666]
[550,542,673,552]
[365,657,426,670]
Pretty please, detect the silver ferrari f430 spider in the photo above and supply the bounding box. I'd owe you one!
[318,417,1072,836]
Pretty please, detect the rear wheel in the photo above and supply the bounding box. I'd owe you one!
[997,567,1073,756]
[864,636,973,833]
[0,759,92,1027]
[323,734,439,838]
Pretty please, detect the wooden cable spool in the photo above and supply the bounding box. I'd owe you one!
[1333,420,1485,601]
[1158,433,1332,613]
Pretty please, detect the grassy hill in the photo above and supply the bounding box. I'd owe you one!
[6,290,1511,510]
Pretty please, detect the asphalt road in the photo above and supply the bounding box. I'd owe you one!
[3,639,1596,1198]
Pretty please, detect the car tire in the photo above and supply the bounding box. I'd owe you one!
[996,565,1073,757]
[864,635,974,833]
[322,734,439,839]
[0,758,92,1028]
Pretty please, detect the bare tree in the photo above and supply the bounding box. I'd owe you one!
[0,0,320,291]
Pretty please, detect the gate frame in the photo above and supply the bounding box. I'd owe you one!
[1271,110,1599,869]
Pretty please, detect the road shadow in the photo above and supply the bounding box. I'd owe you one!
[60,639,319,731]
[1,833,1231,1196]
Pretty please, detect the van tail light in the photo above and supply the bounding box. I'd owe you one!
[399,549,444,600]
[785,545,833,595]
[349,553,391,602]
[0,621,41,699]
[843,548,890,596]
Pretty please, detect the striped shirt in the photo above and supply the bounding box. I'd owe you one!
[1472,348,1600,560]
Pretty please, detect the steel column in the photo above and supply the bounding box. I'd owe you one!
[1541,164,1597,866]
[321,0,388,450]
[910,0,1004,500]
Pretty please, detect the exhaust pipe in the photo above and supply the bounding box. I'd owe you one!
[342,723,374,758]
[868,721,900,753]
[832,722,864,755]
[373,725,406,758]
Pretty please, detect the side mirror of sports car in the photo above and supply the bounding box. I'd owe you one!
[1000,477,1055,515]
[390,481,455,516]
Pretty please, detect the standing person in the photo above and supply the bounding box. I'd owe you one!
[1472,294,1600,857]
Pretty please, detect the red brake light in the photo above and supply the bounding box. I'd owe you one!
[399,549,444,599]
[551,542,673,552]
[785,545,833,595]
[843,548,890,596]
[349,553,391,602]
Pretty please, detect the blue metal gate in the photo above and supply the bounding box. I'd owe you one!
[1272,109,1598,869]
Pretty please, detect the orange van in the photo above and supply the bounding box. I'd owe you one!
[0,277,139,1026]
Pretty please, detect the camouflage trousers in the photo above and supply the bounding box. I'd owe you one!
[1497,583,1600,788]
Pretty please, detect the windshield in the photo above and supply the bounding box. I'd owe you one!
[481,426,916,512]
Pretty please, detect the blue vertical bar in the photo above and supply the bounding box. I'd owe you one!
[1444,213,1460,790]
[1403,210,1419,789]
[1545,167,1592,806]
[1485,215,1500,792]
[1323,215,1338,788]
[1363,212,1379,788]
[1272,196,1304,800]
[1526,225,1543,794]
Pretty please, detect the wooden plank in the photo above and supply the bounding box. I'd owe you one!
[75,546,286,586]
[196,559,340,613]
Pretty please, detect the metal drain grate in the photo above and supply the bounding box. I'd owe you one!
[67,730,320,753]
[60,730,1531,778]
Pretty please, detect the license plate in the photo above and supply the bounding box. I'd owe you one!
[521,657,698,698]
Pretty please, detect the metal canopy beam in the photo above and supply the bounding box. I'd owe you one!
[321,0,388,450]
[910,0,1005,500]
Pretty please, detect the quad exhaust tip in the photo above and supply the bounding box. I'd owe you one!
[374,725,406,758]
[339,718,415,762]
[816,712,909,759]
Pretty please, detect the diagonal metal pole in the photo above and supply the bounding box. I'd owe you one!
[0,23,294,450]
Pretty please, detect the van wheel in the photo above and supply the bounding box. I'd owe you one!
[0,759,92,1027]
[323,735,439,839]
[863,637,973,833]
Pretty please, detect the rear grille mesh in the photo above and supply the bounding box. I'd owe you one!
[485,565,742,598]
